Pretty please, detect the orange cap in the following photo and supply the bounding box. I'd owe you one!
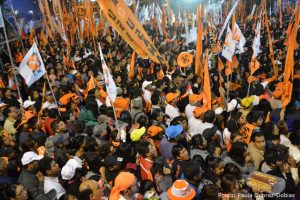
[188,94,202,103]
[166,92,179,103]
[193,107,207,118]
[148,125,163,137]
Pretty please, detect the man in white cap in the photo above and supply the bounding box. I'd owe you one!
[43,91,58,110]
[18,151,44,200]
[23,100,36,120]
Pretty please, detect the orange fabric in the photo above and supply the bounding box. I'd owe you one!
[84,75,98,98]
[166,92,179,103]
[114,98,130,119]
[28,54,40,71]
[97,0,167,65]
[37,0,55,38]
[109,172,135,200]
[195,4,203,77]
[40,30,48,45]
[218,55,224,71]
[240,123,256,144]
[140,157,153,181]
[225,60,232,75]
[279,0,282,28]
[157,68,164,80]
[52,0,66,40]
[145,101,152,113]
[177,52,193,67]
[15,52,23,63]
[193,106,208,118]
[129,52,136,79]
[273,82,285,99]
[203,51,211,109]
[282,0,300,108]
[148,125,163,137]
[162,6,167,36]
[189,94,203,103]
[24,110,36,120]
[250,59,260,75]
[59,93,77,105]
[0,77,5,88]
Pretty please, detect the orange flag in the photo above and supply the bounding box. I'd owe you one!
[203,50,211,110]
[281,0,299,108]
[52,0,67,41]
[84,75,96,98]
[195,4,203,78]
[162,5,167,36]
[278,0,282,28]
[40,30,48,45]
[97,0,167,65]
[129,51,136,79]
[0,77,5,88]
[37,0,55,38]
[29,28,35,45]
[218,55,224,71]
[250,59,260,75]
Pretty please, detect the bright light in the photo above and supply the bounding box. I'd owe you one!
[28,10,33,15]
[15,10,19,15]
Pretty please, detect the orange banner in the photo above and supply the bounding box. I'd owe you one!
[195,4,203,78]
[97,0,167,65]
[37,0,55,38]
[52,0,67,40]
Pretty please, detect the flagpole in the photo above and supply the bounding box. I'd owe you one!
[97,42,120,133]
[45,73,61,116]
[1,6,22,103]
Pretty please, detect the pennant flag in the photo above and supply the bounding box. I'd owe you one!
[195,4,203,77]
[233,23,246,53]
[281,0,300,108]
[218,0,240,41]
[222,26,235,62]
[218,56,224,71]
[98,44,117,102]
[97,0,167,65]
[0,6,4,28]
[84,75,97,98]
[52,0,67,41]
[203,50,211,110]
[252,19,261,60]
[19,43,46,87]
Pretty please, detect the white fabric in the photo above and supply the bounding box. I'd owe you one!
[21,151,43,165]
[165,104,180,120]
[252,19,262,59]
[143,90,152,102]
[44,176,65,199]
[19,42,46,87]
[221,26,235,62]
[233,22,246,53]
[43,101,58,110]
[185,104,196,120]
[188,117,204,137]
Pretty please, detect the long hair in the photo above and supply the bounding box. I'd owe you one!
[228,141,247,166]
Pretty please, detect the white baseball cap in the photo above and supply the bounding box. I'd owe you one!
[21,151,43,165]
[23,100,36,108]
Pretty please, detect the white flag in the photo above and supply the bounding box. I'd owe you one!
[178,11,182,24]
[19,42,46,87]
[222,26,235,62]
[135,0,140,16]
[233,23,246,53]
[0,6,4,28]
[252,20,261,59]
[98,44,117,102]
[125,0,134,7]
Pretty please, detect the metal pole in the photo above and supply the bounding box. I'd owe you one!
[1,6,22,102]
[45,73,61,116]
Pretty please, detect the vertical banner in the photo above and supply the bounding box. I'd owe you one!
[38,0,55,38]
[52,0,67,41]
[195,4,203,78]
[97,0,167,65]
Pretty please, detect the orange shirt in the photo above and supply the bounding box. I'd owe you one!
[240,123,256,144]
[114,98,130,119]
[140,157,153,181]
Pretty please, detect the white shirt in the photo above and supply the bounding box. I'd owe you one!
[143,90,152,102]
[188,117,204,137]
[43,101,58,110]
[165,104,180,120]
[195,121,223,145]
[44,176,65,199]
[185,104,196,120]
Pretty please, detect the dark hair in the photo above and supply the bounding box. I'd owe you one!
[172,144,185,158]
[290,130,300,145]
[246,111,262,124]
[2,106,13,118]
[54,149,69,169]
[191,134,206,150]
[72,120,86,134]
[120,110,132,124]
[139,180,155,195]
[86,152,102,173]
[151,92,160,105]
[264,144,288,165]
[79,187,93,200]
[203,110,216,123]
[38,156,53,176]
[136,141,150,157]
[183,161,201,181]
[261,122,277,141]
[224,163,242,180]
[0,183,17,200]
[226,119,240,133]
[51,120,61,132]
[200,184,221,200]
[221,174,237,193]
[228,142,247,166]
[205,156,222,171]
[250,131,264,142]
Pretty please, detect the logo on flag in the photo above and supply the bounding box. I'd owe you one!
[222,26,235,62]
[233,23,246,53]
[19,43,46,87]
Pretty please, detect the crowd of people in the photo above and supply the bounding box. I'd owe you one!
[0,1,300,200]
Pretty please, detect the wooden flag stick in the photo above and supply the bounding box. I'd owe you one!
[45,73,61,116]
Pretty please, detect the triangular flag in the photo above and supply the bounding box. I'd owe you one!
[98,44,117,102]
[203,51,211,110]
[19,42,46,87]
[221,26,235,62]
[233,23,246,53]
